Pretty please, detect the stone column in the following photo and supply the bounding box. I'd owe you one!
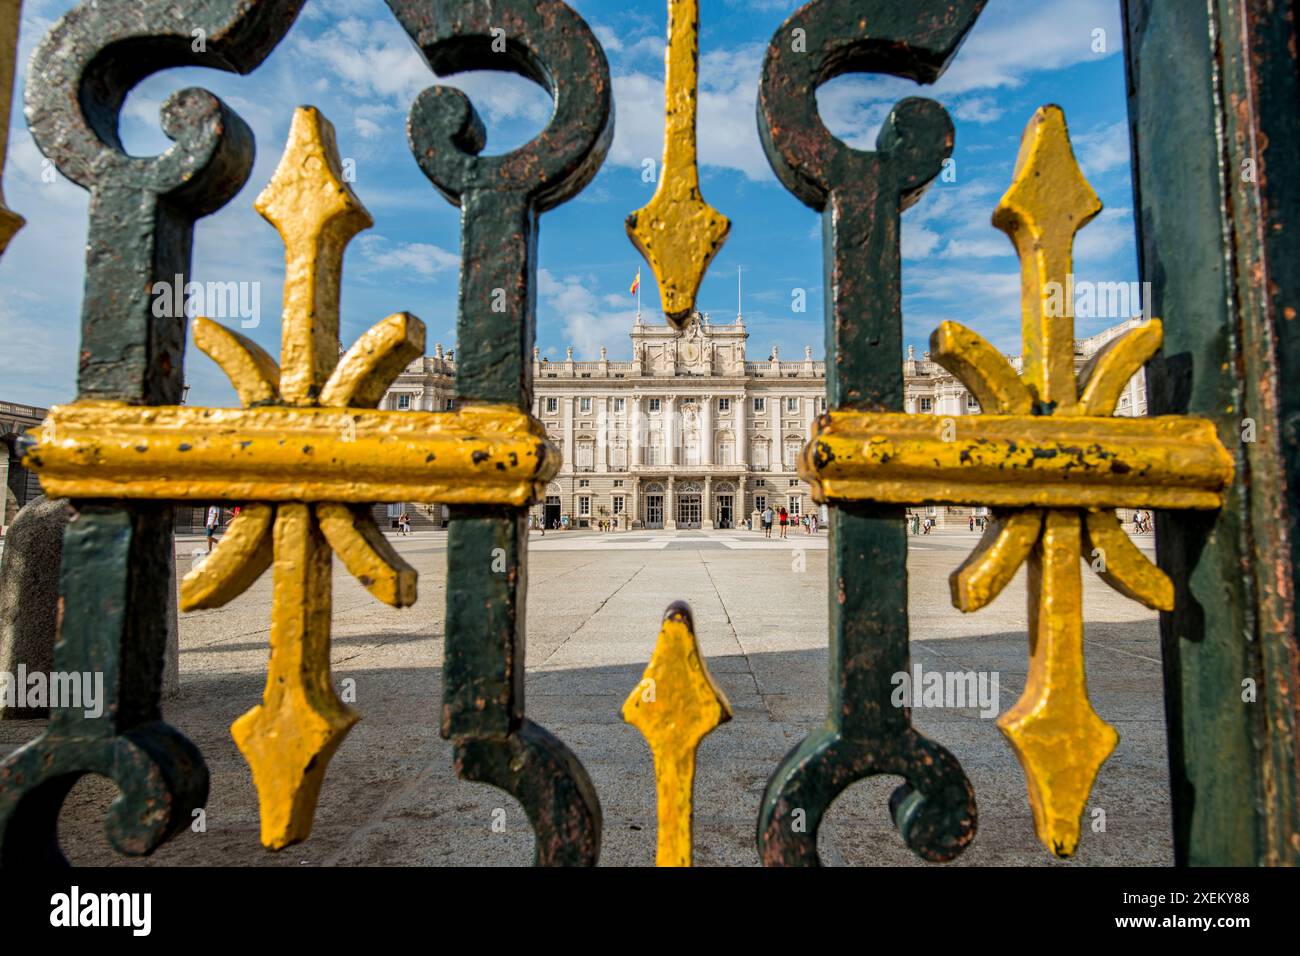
[664,395,677,467]
[703,474,714,529]
[630,394,642,467]
[701,394,713,466]
[596,395,608,473]
[562,396,574,475]
[665,475,677,530]
[736,391,747,468]
[629,477,639,529]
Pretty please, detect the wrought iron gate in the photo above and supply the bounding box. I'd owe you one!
[0,0,1296,867]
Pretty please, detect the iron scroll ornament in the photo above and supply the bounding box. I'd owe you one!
[755,0,988,865]
[385,0,613,866]
[0,0,308,865]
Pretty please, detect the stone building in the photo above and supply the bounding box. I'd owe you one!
[0,399,47,533]
[378,313,1151,530]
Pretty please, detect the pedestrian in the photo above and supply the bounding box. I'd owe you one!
[762,505,774,539]
[205,503,221,553]
[910,514,920,536]
[779,506,789,539]
[811,512,818,534]
[969,516,974,532]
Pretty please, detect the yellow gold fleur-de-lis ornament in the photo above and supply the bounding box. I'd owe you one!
[25,106,559,849]
[185,108,422,849]
[801,106,1234,857]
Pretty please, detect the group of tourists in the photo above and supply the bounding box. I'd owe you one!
[756,506,818,538]
[394,513,412,536]
[1132,510,1154,533]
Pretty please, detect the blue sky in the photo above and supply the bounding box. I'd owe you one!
[1,0,1137,409]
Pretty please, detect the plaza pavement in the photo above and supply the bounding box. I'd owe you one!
[0,526,1172,866]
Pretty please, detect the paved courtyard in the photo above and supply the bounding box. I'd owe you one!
[0,527,1173,866]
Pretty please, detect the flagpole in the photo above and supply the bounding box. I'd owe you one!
[637,268,641,319]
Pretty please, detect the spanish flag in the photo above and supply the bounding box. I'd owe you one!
[629,269,640,295]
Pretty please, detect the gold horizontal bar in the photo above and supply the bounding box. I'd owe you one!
[23,401,557,507]
[800,411,1233,510]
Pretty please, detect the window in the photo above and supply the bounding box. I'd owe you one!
[967,393,979,410]
[445,398,456,411]
[788,497,801,516]
[576,442,594,471]
[718,397,730,412]
[919,397,933,413]
[752,440,770,471]
[649,398,661,412]
[753,397,766,412]
[819,396,827,412]
[614,398,625,412]
[783,438,801,469]
[579,397,592,413]
[612,496,625,515]
[717,437,734,465]
[684,430,701,466]
[396,394,411,410]
[755,495,766,512]
[648,432,664,465]
[578,479,590,488]
[756,478,766,487]
[613,479,624,488]
[787,397,799,413]
[578,495,591,516]
[789,479,799,486]
[546,397,558,413]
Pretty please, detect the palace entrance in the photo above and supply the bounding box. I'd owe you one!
[676,495,701,529]
[644,486,664,529]
[543,495,561,528]
[717,495,733,529]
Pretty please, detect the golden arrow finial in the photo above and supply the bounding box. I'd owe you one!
[626,0,730,328]
[255,106,372,405]
[623,602,731,866]
[993,105,1101,410]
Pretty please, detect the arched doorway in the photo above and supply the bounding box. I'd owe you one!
[714,481,736,529]
[543,481,562,529]
[644,481,665,529]
[676,480,703,529]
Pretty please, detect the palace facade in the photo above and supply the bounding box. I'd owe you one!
[0,399,47,532]
[377,313,1150,530]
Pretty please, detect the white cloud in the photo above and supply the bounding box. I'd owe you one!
[356,236,459,278]
[951,96,1005,124]
[1074,121,1131,178]
[902,224,942,260]
[1074,206,1135,263]
[538,269,636,358]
